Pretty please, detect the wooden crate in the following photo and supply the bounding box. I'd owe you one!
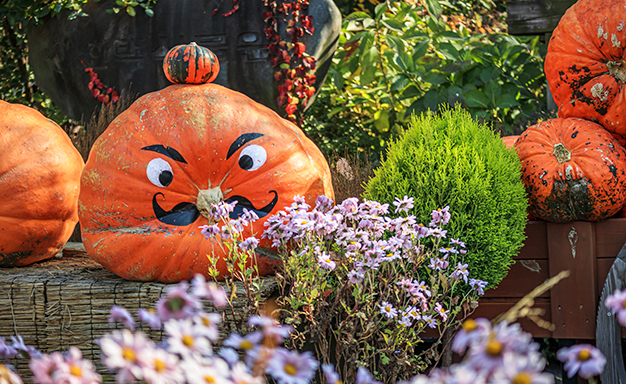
[473,219,626,339]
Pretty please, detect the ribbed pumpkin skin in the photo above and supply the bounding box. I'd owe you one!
[0,101,84,266]
[79,83,334,283]
[516,118,626,223]
[545,0,626,135]
[163,42,219,84]
[501,135,519,150]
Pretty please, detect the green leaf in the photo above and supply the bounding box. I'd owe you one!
[385,35,405,53]
[381,18,404,31]
[424,72,447,85]
[374,110,390,132]
[437,42,460,61]
[496,93,520,109]
[484,81,501,104]
[390,74,410,91]
[359,30,376,57]
[394,52,413,72]
[463,89,489,108]
[424,0,442,18]
[127,6,136,16]
[344,11,373,21]
[360,47,379,85]
[412,39,430,62]
[423,89,439,110]
[144,8,154,17]
[375,2,387,20]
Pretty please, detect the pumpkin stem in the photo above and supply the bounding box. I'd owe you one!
[608,60,626,83]
[553,143,571,164]
[196,187,224,220]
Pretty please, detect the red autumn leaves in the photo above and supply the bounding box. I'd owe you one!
[84,67,119,106]
[263,0,317,123]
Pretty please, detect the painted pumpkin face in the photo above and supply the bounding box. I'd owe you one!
[79,83,333,283]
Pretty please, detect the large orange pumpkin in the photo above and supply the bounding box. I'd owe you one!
[0,101,84,266]
[516,118,626,223]
[545,0,626,135]
[501,135,519,150]
[79,83,334,283]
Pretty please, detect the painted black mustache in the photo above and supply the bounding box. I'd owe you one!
[152,190,279,226]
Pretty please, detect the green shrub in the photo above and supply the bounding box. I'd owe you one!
[364,106,528,288]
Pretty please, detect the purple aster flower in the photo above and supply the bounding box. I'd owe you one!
[109,305,136,330]
[422,315,437,328]
[138,308,162,330]
[209,201,237,221]
[317,251,336,271]
[315,195,334,212]
[241,208,260,223]
[450,263,470,284]
[191,274,228,308]
[30,351,65,384]
[469,279,488,295]
[605,289,626,326]
[393,196,414,214]
[218,347,240,365]
[266,347,319,384]
[398,316,412,327]
[429,206,451,227]
[57,346,101,384]
[434,303,448,322]
[379,302,398,319]
[0,336,18,359]
[100,329,154,383]
[0,365,23,384]
[348,269,365,284]
[490,351,554,384]
[355,367,382,384]
[451,318,492,354]
[248,315,292,344]
[224,332,264,352]
[10,335,40,359]
[321,364,341,384]
[240,236,260,251]
[428,256,449,271]
[155,282,202,321]
[199,224,221,239]
[557,344,606,379]
[450,238,466,248]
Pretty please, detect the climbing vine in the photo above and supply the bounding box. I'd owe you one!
[263,0,317,124]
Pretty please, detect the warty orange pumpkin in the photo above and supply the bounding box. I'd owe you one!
[163,42,220,85]
[0,100,84,266]
[78,83,334,283]
[545,0,626,135]
[516,117,626,223]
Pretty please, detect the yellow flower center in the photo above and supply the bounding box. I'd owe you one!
[622,298,626,309]
[578,348,591,361]
[69,365,83,378]
[202,317,211,327]
[462,319,477,332]
[204,375,217,384]
[122,347,136,363]
[182,335,195,348]
[284,364,297,376]
[154,359,166,373]
[485,340,503,357]
[240,340,253,350]
[512,372,532,384]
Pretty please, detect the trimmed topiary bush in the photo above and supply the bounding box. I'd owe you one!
[364,106,528,289]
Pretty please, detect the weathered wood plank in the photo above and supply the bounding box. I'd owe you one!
[484,259,549,298]
[594,218,626,259]
[597,243,626,384]
[547,222,597,339]
[472,300,552,338]
[507,0,577,35]
[517,221,548,260]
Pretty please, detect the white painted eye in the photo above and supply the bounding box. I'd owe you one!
[238,145,267,171]
[146,158,174,187]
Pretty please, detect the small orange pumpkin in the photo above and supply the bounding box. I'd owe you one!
[0,101,84,266]
[516,118,626,222]
[163,42,220,84]
[79,83,334,283]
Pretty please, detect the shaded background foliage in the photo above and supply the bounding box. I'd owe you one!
[0,0,550,164]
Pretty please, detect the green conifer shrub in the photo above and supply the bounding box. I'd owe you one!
[364,106,528,288]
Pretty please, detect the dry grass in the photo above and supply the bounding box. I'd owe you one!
[63,90,137,161]
[328,150,376,204]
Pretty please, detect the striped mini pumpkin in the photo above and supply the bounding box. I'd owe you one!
[163,42,220,84]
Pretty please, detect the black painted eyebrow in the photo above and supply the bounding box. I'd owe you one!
[227,133,264,159]
[141,145,188,164]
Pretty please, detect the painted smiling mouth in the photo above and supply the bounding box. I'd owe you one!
[152,191,278,226]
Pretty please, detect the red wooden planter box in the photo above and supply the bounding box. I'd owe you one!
[471,218,626,339]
